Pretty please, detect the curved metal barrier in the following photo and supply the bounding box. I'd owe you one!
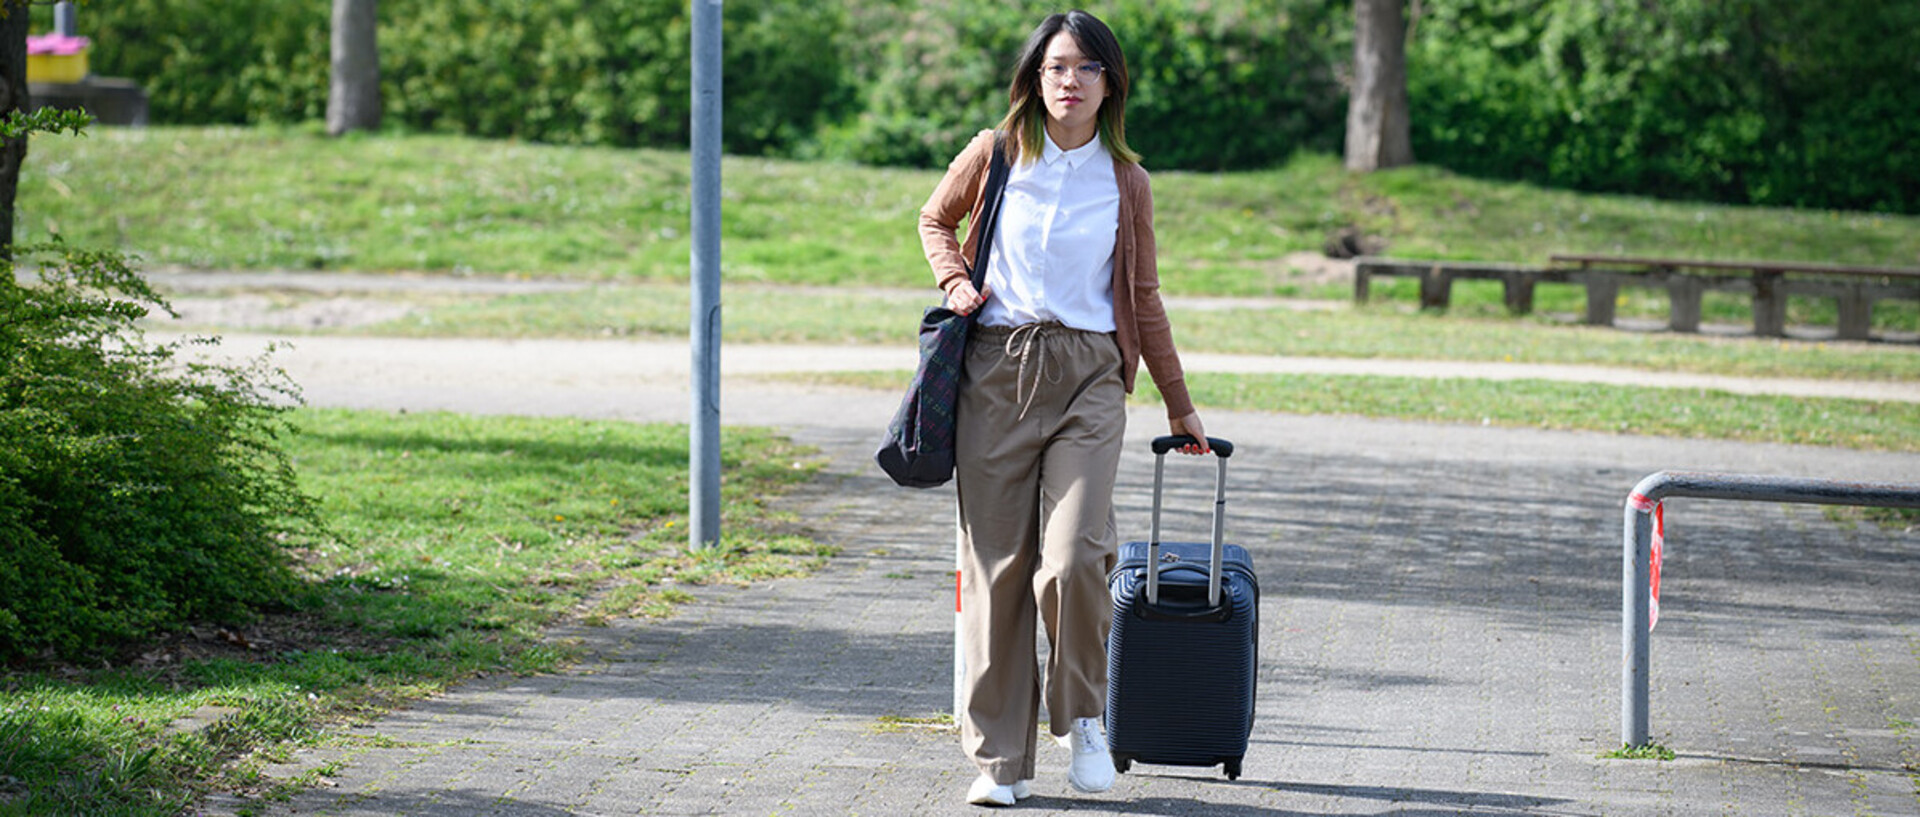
[1620,471,1920,748]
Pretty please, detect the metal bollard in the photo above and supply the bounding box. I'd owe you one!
[1619,471,1920,748]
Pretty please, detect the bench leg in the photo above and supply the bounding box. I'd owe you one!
[1585,275,1618,327]
[1419,268,1452,310]
[1752,271,1786,337]
[1837,287,1872,341]
[1503,272,1535,315]
[1354,267,1371,303]
[1668,277,1703,333]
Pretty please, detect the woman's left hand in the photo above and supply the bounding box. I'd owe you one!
[1170,412,1210,455]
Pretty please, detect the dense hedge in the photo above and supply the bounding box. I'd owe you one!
[806,1,1346,170]
[48,0,330,124]
[67,0,1341,169]
[54,0,1920,213]
[66,0,848,155]
[1407,0,1919,214]
[0,245,316,661]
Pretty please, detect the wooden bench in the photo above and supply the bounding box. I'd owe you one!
[1354,255,1920,341]
[1352,258,1566,314]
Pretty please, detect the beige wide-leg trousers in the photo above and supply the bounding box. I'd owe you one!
[954,322,1126,785]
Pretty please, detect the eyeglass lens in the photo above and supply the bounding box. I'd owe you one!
[1042,63,1103,84]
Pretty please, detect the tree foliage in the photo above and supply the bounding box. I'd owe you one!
[796,0,1348,170]
[1407,0,1919,213]
[46,0,1920,212]
[66,0,849,156]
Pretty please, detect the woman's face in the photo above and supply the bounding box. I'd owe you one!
[1037,32,1107,137]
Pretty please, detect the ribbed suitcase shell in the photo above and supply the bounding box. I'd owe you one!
[1106,539,1259,779]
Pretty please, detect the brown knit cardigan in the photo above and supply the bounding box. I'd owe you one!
[916,130,1195,421]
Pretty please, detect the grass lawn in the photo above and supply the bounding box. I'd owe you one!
[0,408,827,816]
[30,124,1920,381]
[20,126,1920,293]
[35,124,1911,375]
[267,283,1914,383]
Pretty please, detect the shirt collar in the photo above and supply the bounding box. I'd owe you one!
[1042,131,1105,169]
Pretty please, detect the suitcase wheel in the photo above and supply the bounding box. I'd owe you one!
[1112,754,1131,774]
[1224,759,1241,780]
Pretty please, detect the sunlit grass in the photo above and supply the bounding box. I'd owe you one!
[21,127,1920,294]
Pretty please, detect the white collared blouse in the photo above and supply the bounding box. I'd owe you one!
[919,130,1194,420]
[976,132,1120,332]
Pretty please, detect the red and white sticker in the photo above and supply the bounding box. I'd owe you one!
[1650,502,1664,630]
[1629,493,1665,630]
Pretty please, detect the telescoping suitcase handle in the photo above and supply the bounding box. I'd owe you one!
[1150,435,1234,457]
[1146,435,1234,608]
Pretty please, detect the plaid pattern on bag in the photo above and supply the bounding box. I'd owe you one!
[875,305,972,487]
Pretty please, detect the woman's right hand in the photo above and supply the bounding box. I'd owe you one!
[1170,412,1211,455]
[946,281,992,316]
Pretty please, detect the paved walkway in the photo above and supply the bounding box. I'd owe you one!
[128,266,1920,405]
[190,329,1920,816]
[182,332,1920,411]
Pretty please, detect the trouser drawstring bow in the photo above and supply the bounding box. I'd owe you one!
[1004,321,1065,421]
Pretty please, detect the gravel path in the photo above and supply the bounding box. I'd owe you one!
[134,268,1919,407]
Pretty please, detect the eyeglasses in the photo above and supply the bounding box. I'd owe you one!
[1038,62,1105,86]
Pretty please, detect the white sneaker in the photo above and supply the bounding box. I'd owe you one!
[1011,779,1033,800]
[967,774,1016,807]
[1065,717,1116,793]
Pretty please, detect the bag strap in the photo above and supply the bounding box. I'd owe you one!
[964,133,1012,294]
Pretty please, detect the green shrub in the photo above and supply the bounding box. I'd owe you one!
[55,0,328,124]
[52,0,1918,212]
[0,244,318,660]
[805,0,1346,170]
[1407,0,1919,213]
[377,0,692,147]
[69,0,848,156]
[1107,1,1346,170]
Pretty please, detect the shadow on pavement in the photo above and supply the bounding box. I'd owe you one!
[1026,783,1575,816]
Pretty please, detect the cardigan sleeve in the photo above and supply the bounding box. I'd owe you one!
[1128,174,1197,420]
[918,131,996,295]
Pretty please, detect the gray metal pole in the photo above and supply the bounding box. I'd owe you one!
[54,2,77,37]
[1621,497,1653,748]
[689,0,722,552]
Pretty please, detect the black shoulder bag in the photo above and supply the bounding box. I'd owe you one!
[875,135,1011,488]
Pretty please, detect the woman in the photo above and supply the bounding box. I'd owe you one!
[917,9,1210,807]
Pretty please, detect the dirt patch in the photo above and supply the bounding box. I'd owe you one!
[1278,251,1356,285]
[6,608,405,685]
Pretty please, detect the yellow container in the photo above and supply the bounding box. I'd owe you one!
[27,49,89,84]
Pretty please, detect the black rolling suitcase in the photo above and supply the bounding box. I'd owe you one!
[1105,435,1258,780]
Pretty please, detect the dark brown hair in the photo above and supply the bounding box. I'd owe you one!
[996,10,1141,165]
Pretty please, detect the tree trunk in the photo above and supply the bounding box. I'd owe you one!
[1345,0,1414,172]
[0,4,30,256]
[327,0,381,136]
